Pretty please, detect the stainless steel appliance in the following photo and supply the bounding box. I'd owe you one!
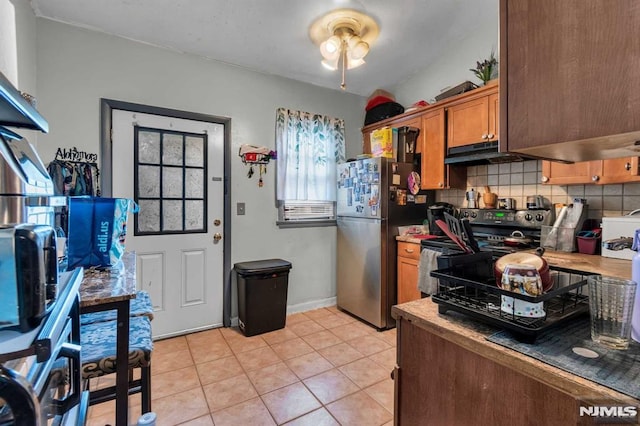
[0,269,87,425]
[422,208,555,257]
[459,208,554,253]
[0,224,59,332]
[336,158,434,329]
[0,127,66,227]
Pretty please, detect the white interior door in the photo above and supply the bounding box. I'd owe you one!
[112,109,224,338]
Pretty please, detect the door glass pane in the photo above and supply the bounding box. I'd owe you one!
[138,130,161,163]
[135,126,207,235]
[185,136,204,167]
[162,200,183,231]
[162,167,183,198]
[138,165,160,197]
[185,200,204,230]
[185,169,203,198]
[162,133,183,165]
[138,200,160,232]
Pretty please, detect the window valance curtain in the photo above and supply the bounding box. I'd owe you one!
[275,108,346,202]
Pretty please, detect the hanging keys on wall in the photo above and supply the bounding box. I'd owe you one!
[238,144,276,188]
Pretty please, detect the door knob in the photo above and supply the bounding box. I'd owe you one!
[592,175,600,182]
[214,219,221,226]
[213,233,222,243]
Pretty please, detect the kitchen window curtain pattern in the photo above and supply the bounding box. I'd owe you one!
[276,108,345,221]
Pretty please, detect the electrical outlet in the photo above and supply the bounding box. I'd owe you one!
[237,202,245,215]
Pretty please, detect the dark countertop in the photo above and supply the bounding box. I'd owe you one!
[79,251,137,307]
[392,298,639,405]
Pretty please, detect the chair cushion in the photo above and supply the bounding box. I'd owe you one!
[80,291,154,325]
[81,315,153,379]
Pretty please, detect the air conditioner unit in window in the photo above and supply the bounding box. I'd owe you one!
[283,201,334,221]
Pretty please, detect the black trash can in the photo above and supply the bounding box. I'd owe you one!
[234,259,292,337]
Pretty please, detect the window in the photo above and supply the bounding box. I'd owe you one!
[133,126,207,235]
[275,108,346,225]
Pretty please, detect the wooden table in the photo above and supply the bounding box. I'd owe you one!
[79,252,137,426]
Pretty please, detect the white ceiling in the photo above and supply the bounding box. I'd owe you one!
[30,0,497,97]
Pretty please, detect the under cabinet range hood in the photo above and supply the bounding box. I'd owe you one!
[0,71,48,133]
[444,140,532,165]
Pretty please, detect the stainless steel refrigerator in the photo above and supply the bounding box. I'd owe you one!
[336,157,434,329]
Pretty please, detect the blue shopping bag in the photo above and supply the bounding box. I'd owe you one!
[67,197,138,269]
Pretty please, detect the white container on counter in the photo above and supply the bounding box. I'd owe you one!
[601,214,640,260]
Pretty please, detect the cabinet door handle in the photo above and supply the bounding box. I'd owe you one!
[592,175,600,182]
[438,182,444,188]
[481,133,488,140]
[487,133,495,139]
[541,176,549,183]
[405,248,415,253]
[626,162,632,171]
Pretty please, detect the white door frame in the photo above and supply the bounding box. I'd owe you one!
[100,98,232,327]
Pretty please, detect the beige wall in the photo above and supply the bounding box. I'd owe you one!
[33,18,367,313]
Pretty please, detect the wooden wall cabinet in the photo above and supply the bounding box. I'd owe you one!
[397,241,421,304]
[500,0,640,161]
[542,157,640,185]
[361,107,465,190]
[446,85,499,149]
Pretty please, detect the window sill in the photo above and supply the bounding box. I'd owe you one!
[276,219,336,229]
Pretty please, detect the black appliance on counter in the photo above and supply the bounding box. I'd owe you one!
[0,224,58,332]
[426,202,457,237]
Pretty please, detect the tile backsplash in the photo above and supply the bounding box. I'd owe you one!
[436,160,640,221]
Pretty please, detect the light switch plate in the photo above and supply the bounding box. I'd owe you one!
[237,202,245,215]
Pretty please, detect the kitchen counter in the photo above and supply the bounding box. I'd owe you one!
[394,234,633,279]
[79,251,137,307]
[392,299,638,406]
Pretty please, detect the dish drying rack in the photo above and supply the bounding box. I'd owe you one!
[430,252,594,342]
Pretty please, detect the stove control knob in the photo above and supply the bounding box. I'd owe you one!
[463,211,469,218]
[535,213,545,222]
[524,213,533,222]
[471,211,477,218]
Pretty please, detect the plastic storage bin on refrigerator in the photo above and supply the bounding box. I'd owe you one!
[234,259,292,337]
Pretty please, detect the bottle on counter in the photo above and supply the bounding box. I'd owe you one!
[631,229,640,342]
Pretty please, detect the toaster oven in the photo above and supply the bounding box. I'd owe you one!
[0,224,58,332]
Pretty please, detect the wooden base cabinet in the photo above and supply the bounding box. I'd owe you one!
[397,242,421,304]
[394,317,592,426]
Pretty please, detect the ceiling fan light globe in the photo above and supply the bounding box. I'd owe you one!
[350,41,369,60]
[346,57,365,69]
[321,58,339,70]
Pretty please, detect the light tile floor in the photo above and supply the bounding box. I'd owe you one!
[86,306,396,426]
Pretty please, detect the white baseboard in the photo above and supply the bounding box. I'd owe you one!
[228,297,337,328]
[286,297,337,315]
